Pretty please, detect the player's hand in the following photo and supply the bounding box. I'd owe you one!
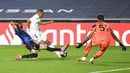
[76,43,83,48]
[10,21,14,25]
[119,43,126,51]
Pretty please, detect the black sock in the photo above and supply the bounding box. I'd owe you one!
[47,46,61,52]
[21,53,38,58]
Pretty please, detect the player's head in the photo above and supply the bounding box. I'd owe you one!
[13,20,23,28]
[97,13,104,21]
[37,9,44,18]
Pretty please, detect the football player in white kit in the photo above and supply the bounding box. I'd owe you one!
[27,9,68,58]
[27,9,52,44]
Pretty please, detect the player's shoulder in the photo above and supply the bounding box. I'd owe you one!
[104,22,108,25]
[29,14,39,21]
[31,14,37,19]
[104,22,110,28]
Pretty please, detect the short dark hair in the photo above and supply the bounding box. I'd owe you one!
[97,13,104,21]
[37,9,44,13]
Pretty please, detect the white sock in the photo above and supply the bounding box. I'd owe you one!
[55,51,62,58]
[48,44,62,58]
[48,44,55,48]
[90,57,94,62]
[81,57,86,61]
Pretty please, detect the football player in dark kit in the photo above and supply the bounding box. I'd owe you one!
[10,20,68,60]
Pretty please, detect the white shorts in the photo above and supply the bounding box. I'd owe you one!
[27,29,47,44]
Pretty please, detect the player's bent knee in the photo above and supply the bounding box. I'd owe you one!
[87,44,92,48]
[39,44,47,50]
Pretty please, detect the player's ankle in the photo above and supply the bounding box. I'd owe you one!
[93,56,96,59]
[18,55,22,59]
[61,47,65,52]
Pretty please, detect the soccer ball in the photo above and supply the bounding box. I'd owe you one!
[60,51,67,57]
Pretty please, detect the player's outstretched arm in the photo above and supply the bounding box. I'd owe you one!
[76,27,95,48]
[9,21,17,29]
[110,28,126,51]
[38,20,54,25]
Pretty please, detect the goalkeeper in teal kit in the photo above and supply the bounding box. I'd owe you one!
[10,20,68,60]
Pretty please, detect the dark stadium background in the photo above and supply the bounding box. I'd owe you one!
[0,0,130,19]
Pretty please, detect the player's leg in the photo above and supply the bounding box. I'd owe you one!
[39,43,69,52]
[21,50,38,58]
[47,43,62,58]
[39,40,69,58]
[16,51,38,60]
[40,31,61,57]
[15,43,38,60]
[78,41,92,61]
[40,32,69,57]
[36,37,63,58]
[89,41,109,64]
[38,40,61,51]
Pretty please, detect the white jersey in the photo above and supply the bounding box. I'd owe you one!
[29,14,41,31]
[27,14,47,43]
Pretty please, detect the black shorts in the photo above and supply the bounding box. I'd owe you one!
[25,41,40,51]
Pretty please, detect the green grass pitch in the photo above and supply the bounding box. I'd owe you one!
[0,45,130,73]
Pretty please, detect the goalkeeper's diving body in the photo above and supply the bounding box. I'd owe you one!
[76,14,126,64]
[10,21,69,60]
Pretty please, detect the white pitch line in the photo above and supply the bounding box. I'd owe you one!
[90,68,130,73]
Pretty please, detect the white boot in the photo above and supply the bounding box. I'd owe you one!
[77,56,86,61]
[89,57,94,64]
